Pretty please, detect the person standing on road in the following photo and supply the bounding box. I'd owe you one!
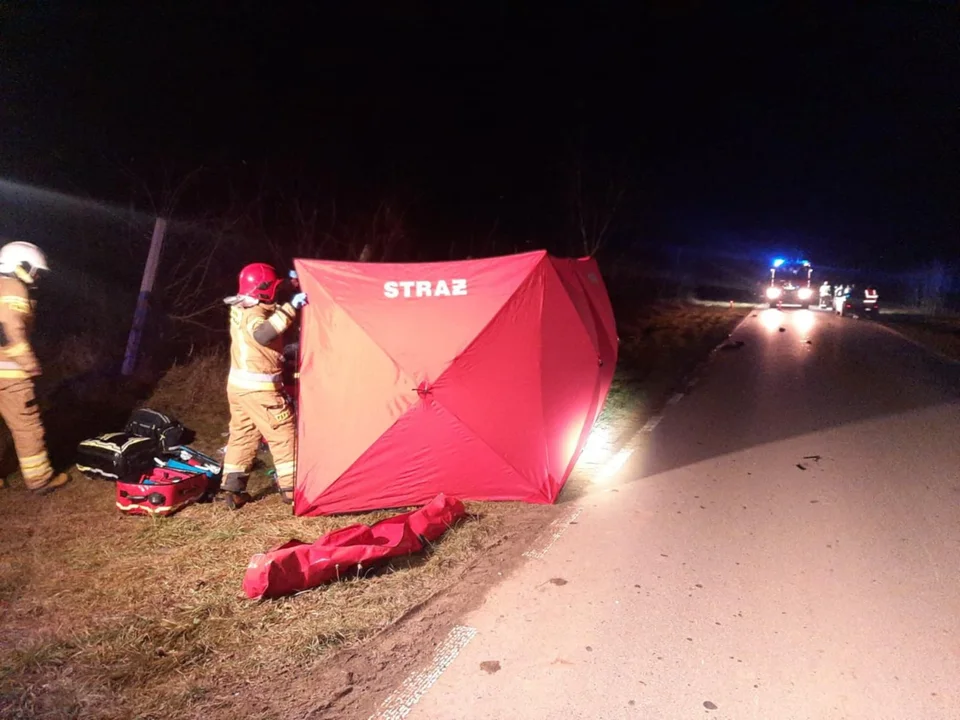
[819,280,832,308]
[219,263,307,510]
[0,241,69,494]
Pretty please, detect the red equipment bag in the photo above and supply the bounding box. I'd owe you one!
[116,467,211,517]
[242,493,466,600]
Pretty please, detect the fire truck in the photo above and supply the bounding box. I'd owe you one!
[765,258,814,308]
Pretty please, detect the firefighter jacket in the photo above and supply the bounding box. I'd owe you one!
[0,275,41,379]
[227,301,297,392]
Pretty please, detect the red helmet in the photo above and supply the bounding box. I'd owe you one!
[238,263,282,303]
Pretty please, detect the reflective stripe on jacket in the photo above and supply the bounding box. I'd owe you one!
[228,369,283,392]
[227,302,295,391]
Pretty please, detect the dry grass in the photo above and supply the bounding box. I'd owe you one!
[598,301,746,428]
[0,301,747,719]
[879,311,960,362]
[1,348,523,719]
[145,352,231,455]
[0,470,517,719]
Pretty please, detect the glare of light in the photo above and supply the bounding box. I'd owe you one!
[579,426,612,465]
[772,258,785,268]
[0,177,151,222]
[593,447,635,485]
[801,260,811,266]
[765,286,782,299]
[760,307,783,330]
[792,309,815,333]
[797,287,813,300]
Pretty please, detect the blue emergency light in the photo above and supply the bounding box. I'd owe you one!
[772,258,785,268]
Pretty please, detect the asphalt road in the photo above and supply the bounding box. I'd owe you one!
[396,307,960,720]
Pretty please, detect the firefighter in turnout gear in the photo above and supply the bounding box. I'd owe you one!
[818,280,833,309]
[220,263,307,509]
[0,242,69,494]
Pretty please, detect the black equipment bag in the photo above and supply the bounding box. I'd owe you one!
[125,408,185,453]
[76,432,159,482]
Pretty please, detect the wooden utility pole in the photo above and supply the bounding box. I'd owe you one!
[122,217,167,376]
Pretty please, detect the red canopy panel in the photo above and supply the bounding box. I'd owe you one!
[292,250,618,516]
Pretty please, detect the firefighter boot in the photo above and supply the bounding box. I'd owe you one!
[28,471,70,495]
[218,472,252,511]
[220,491,252,510]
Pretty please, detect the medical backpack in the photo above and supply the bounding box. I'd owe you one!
[116,466,213,517]
[125,408,185,453]
[76,432,158,482]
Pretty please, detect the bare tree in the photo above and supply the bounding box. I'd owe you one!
[344,200,408,262]
[918,259,947,316]
[569,153,628,257]
[452,214,500,260]
[161,206,249,332]
[257,193,410,266]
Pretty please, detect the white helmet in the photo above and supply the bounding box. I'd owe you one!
[0,241,49,284]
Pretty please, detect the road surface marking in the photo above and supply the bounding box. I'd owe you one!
[523,505,584,560]
[595,447,635,482]
[370,625,478,720]
[668,392,684,405]
[640,415,663,433]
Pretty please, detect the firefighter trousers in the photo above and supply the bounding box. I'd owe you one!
[222,388,296,497]
[0,378,55,489]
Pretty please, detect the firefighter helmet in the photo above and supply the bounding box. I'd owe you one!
[238,262,282,303]
[0,241,49,285]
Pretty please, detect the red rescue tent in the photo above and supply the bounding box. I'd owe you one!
[292,250,617,516]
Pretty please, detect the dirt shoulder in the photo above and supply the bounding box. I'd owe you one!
[0,302,747,720]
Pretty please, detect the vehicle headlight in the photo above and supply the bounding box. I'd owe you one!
[766,287,782,300]
[798,287,813,300]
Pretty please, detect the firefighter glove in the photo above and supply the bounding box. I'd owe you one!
[291,292,308,309]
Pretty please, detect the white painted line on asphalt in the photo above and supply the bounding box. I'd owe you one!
[640,415,663,433]
[523,505,584,560]
[667,392,684,405]
[370,625,478,720]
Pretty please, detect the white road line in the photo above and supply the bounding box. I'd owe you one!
[369,625,478,720]
[640,415,663,433]
[667,392,684,405]
[523,505,584,560]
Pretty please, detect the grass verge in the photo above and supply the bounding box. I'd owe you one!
[878,310,960,362]
[0,300,747,719]
[598,301,748,433]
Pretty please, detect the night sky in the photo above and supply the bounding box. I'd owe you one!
[1,2,957,271]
